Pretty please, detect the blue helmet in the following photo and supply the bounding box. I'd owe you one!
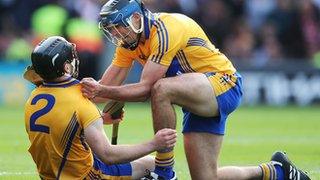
[99,0,145,50]
[100,0,143,27]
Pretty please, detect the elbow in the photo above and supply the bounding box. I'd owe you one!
[140,85,152,102]
[129,95,149,102]
[138,92,151,102]
[102,158,114,165]
[100,150,116,165]
[104,159,117,165]
[131,84,152,102]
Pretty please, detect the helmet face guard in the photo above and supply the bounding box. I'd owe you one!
[68,43,79,79]
[99,0,144,50]
[99,16,143,49]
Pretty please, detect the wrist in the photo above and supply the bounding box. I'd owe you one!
[97,84,106,97]
[148,139,158,152]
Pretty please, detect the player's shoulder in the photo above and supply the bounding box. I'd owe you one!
[157,13,194,26]
[29,79,83,100]
[65,83,88,101]
[151,12,195,35]
[25,87,46,103]
[157,12,191,21]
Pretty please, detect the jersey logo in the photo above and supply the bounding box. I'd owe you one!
[138,48,148,60]
[139,54,148,60]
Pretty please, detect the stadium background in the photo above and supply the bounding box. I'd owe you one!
[0,0,319,179]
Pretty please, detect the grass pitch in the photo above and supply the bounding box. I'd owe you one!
[0,103,319,179]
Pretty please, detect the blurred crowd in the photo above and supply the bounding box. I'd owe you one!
[1,0,320,75]
[0,0,105,79]
[145,0,320,67]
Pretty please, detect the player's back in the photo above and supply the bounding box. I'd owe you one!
[24,78,100,179]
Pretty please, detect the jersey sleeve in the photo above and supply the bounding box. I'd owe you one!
[149,17,185,66]
[112,47,134,68]
[77,97,101,128]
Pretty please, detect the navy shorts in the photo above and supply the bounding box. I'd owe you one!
[182,72,243,135]
[85,155,132,179]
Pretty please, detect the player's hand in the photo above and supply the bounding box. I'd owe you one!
[101,109,124,125]
[152,128,177,150]
[81,77,102,99]
[102,100,125,125]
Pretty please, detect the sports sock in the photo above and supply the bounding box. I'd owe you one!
[274,164,284,180]
[154,151,174,179]
[259,163,284,180]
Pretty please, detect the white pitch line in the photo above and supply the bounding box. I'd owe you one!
[0,171,37,176]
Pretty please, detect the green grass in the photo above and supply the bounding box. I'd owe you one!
[0,104,319,179]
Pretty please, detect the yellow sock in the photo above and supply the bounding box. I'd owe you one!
[155,151,174,168]
[259,163,277,180]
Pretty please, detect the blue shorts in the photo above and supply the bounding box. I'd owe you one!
[86,155,132,179]
[182,72,243,135]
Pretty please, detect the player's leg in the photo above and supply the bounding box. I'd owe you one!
[185,132,263,179]
[218,166,262,180]
[89,155,132,179]
[131,155,155,179]
[218,151,311,180]
[151,73,220,179]
[152,73,219,118]
[183,132,223,179]
[89,155,155,179]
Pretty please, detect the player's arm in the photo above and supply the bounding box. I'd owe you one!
[81,18,182,102]
[92,64,130,103]
[81,61,168,102]
[84,118,177,164]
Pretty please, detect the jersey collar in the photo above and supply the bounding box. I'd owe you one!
[42,76,80,88]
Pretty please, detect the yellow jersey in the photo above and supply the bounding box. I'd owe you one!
[24,77,101,179]
[112,12,236,77]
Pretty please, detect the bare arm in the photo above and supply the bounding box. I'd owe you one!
[92,65,130,103]
[100,64,129,86]
[81,61,168,102]
[84,118,176,165]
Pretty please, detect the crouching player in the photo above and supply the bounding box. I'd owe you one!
[24,36,177,179]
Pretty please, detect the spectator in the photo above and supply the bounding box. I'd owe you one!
[223,19,255,61]
[5,37,33,62]
[0,0,319,67]
[254,22,283,66]
[267,0,306,58]
[31,4,68,44]
[245,0,275,31]
[199,0,232,49]
[65,17,103,79]
[296,0,320,58]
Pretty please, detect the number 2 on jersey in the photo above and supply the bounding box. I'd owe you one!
[30,94,55,133]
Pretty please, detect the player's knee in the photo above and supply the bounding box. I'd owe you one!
[151,79,171,100]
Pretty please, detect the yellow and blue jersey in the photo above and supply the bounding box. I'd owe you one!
[112,12,237,96]
[113,12,242,135]
[24,77,101,179]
